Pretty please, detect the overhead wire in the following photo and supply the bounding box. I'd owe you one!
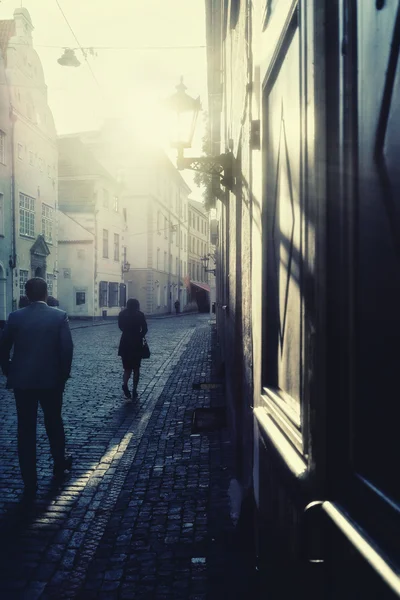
[54,0,103,94]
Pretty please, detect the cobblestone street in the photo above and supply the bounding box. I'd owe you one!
[0,314,258,599]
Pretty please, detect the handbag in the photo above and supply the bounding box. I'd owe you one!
[141,337,151,359]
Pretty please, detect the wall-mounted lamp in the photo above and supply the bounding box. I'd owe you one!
[166,78,235,194]
[200,253,216,276]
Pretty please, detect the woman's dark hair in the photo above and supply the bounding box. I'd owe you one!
[18,295,30,308]
[126,298,140,312]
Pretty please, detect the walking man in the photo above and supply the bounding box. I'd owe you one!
[0,277,74,500]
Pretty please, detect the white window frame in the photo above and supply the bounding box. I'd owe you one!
[19,269,29,298]
[46,273,54,295]
[41,203,53,243]
[113,233,119,261]
[103,229,109,258]
[19,193,35,238]
[0,130,5,164]
[0,193,4,235]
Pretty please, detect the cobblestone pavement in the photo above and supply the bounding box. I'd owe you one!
[0,314,258,599]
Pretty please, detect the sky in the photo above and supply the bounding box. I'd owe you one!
[0,0,208,200]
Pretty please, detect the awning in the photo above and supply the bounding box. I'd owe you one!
[190,280,210,293]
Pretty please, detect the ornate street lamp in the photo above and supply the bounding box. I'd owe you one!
[166,78,235,192]
[200,254,216,276]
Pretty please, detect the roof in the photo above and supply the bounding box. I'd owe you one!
[190,281,210,293]
[189,199,207,215]
[58,210,94,242]
[58,136,117,183]
[0,20,15,61]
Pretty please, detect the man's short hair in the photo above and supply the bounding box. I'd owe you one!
[25,277,47,302]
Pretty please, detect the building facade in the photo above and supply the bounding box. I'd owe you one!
[68,121,190,316]
[57,210,95,317]
[206,0,400,596]
[58,136,125,318]
[1,8,58,309]
[188,199,211,312]
[0,27,12,323]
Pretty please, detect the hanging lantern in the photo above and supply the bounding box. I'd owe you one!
[57,48,81,67]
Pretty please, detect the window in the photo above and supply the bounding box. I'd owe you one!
[180,260,182,275]
[176,257,178,275]
[197,240,200,255]
[103,189,109,208]
[123,207,127,223]
[119,283,127,307]
[184,233,187,251]
[113,196,119,212]
[103,229,109,258]
[99,281,108,307]
[197,216,200,231]
[18,143,23,160]
[19,269,28,298]
[164,217,168,239]
[0,194,3,235]
[157,211,161,234]
[180,230,183,249]
[157,248,160,270]
[0,130,5,164]
[19,193,35,237]
[41,204,53,243]
[184,261,187,275]
[164,251,167,272]
[63,268,71,278]
[76,291,86,306]
[157,284,161,307]
[29,151,34,166]
[38,157,43,172]
[46,274,54,295]
[164,285,168,307]
[123,246,127,264]
[114,233,119,261]
[108,282,119,307]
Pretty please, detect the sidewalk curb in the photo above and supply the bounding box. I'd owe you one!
[69,311,212,330]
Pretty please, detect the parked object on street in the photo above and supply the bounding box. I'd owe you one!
[118,298,148,399]
[0,277,74,502]
[174,299,180,314]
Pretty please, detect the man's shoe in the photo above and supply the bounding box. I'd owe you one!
[132,389,138,399]
[53,455,73,479]
[122,384,131,399]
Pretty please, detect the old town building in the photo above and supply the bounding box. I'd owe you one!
[58,136,125,318]
[69,120,190,316]
[0,8,58,310]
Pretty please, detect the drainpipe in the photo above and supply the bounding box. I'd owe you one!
[9,107,17,311]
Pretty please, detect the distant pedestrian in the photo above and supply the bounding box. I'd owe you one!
[0,277,74,502]
[18,295,30,308]
[118,298,148,399]
[174,299,180,315]
[47,295,60,307]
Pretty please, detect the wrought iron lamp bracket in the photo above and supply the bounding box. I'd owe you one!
[177,151,235,192]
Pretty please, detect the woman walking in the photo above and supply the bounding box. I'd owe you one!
[118,299,148,399]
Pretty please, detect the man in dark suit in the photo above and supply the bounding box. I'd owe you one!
[0,277,74,500]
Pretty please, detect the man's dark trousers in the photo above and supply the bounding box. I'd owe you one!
[14,386,65,487]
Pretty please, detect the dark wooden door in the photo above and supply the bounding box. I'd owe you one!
[353,0,400,504]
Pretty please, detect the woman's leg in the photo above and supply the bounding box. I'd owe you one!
[122,367,132,398]
[133,367,140,395]
[123,368,132,387]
